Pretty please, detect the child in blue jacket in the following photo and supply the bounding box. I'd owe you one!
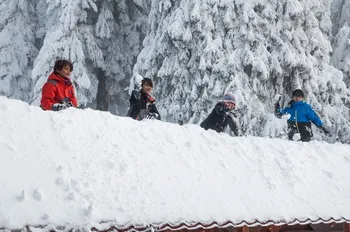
[275,89,329,142]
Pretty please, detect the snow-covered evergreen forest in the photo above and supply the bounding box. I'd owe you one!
[1,0,350,142]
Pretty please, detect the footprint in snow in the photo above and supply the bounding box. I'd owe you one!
[323,170,334,178]
[185,141,192,148]
[106,160,115,169]
[33,189,43,201]
[67,192,75,200]
[16,190,26,201]
[83,203,93,216]
[42,213,50,220]
[56,177,64,186]
[344,156,350,162]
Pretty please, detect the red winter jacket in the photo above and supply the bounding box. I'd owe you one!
[41,73,78,110]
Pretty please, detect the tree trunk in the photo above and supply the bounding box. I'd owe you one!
[96,68,108,111]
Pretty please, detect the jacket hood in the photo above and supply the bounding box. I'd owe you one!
[48,72,72,85]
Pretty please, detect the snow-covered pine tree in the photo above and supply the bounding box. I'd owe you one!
[331,0,350,87]
[31,0,103,108]
[0,0,38,101]
[30,0,149,114]
[95,0,150,114]
[134,0,350,142]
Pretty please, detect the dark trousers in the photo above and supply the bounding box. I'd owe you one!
[287,121,312,142]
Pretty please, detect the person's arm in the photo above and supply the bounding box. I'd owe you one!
[149,104,161,120]
[131,91,141,104]
[127,91,141,119]
[280,107,292,115]
[306,107,331,136]
[275,100,293,118]
[41,82,57,110]
[200,119,209,130]
[214,102,229,116]
[69,85,77,107]
[227,116,238,136]
[306,106,323,127]
[274,96,282,118]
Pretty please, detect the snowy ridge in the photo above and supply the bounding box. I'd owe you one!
[0,97,350,230]
[1,0,350,142]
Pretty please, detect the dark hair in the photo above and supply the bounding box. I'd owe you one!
[54,60,73,72]
[292,89,304,98]
[141,78,153,88]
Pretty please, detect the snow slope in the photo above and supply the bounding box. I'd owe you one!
[2,0,350,142]
[0,97,350,230]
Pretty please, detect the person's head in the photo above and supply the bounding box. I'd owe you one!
[221,93,236,110]
[54,59,73,79]
[292,89,304,102]
[141,78,153,94]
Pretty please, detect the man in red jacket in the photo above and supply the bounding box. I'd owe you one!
[41,60,78,111]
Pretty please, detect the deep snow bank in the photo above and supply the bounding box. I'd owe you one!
[0,97,350,229]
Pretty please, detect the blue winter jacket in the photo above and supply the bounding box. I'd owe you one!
[278,101,323,126]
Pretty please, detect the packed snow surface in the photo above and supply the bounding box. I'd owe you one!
[0,97,350,229]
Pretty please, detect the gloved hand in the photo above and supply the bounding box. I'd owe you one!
[274,95,281,108]
[223,107,231,113]
[274,96,282,119]
[318,126,331,137]
[65,101,74,107]
[52,103,67,111]
[228,111,237,118]
[144,112,159,119]
[275,96,282,105]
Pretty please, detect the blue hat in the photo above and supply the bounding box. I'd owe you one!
[222,93,236,103]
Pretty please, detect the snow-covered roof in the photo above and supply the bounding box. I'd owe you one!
[0,97,350,231]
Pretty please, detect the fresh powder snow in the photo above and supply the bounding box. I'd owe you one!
[1,0,350,142]
[1,97,350,229]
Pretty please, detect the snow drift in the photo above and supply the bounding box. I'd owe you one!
[2,0,350,142]
[0,97,350,230]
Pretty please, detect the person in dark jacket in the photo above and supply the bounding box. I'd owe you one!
[275,89,330,142]
[200,93,238,136]
[41,60,77,111]
[127,78,161,120]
